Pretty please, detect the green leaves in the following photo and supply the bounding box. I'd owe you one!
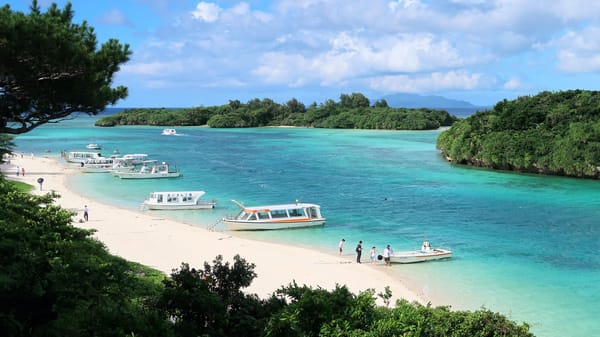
[0,176,169,337]
[437,90,600,178]
[0,1,131,134]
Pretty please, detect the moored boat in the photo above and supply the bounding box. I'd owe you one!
[114,160,181,179]
[389,241,452,264]
[222,200,326,231]
[141,191,216,210]
[86,143,102,150]
[78,157,116,173]
[66,151,103,163]
[109,154,150,173]
[119,153,148,165]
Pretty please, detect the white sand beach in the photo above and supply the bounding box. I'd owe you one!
[2,154,424,304]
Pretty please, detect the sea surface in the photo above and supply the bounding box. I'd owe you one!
[13,110,600,337]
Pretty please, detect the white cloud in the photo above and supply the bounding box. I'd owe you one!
[388,0,424,12]
[549,1,600,21]
[99,8,133,27]
[252,53,311,86]
[122,60,184,76]
[554,26,600,72]
[251,31,477,88]
[369,70,485,93]
[503,77,522,90]
[557,50,600,73]
[191,2,221,22]
[119,0,600,106]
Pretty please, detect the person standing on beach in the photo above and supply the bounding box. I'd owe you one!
[16,166,19,176]
[84,205,89,221]
[383,244,393,266]
[21,167,25,176]
[370,246,377,263]
[338,239,345,255]
[356,241,363,263]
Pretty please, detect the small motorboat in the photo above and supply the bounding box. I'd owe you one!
[162,128,177,136]
[388,241,452,264]
[86,143,102,150]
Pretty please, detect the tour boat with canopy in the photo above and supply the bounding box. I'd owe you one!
[141,191,216,210]
[222,200,326,231]
[114,160,181,179]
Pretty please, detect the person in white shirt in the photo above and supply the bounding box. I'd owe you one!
[338,239,345,255]
[383,244,393,266]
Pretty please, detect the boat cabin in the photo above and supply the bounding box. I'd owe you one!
[67,151,103,163]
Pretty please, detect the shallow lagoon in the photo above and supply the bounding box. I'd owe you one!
[15,114,600,337]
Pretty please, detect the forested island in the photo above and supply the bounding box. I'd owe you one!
[437,90,600,179]
[95,93,458,130]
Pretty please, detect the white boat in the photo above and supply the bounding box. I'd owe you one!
[86,143,102,150]
[389,241,452,264]
[162,128,177,135]
[109,154,150,173]
[78,157,116,173]
[66,151,103,163]
[141,191,216,210]
[222,200,326,231]
[114,161,181,179]
[119,153,148,165]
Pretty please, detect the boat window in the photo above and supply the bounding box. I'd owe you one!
[307,207,317,218]
[257,211,270,219]
[157,194,163,203]
[271,209,288,218]
[289,208,305,217]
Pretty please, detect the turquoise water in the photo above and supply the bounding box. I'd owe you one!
[14,114,600,337]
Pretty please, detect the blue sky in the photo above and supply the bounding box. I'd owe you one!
[6,0,600,107]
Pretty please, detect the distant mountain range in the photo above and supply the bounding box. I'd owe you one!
[378,93,479,109]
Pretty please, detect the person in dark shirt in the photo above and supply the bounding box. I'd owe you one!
[356,240,363,263]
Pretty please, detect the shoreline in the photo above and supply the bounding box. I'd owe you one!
[2,153,425,305]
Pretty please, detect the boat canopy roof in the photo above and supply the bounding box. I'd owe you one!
[151,191,205,196]
[237,203,320,213]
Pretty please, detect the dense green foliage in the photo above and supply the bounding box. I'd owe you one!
[0,1,131,134]
[0,134,15,161]
[0,175,534,336]
[266,284,533,337]
[437,90,600,178]
[0,176,170,337]
[157,257,284,337]
[95,93,458,130]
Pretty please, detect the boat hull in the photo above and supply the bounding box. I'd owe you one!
[389,249,452,264]
[116,172,181,179]
[223,219,325,231]
[80,167,113,173]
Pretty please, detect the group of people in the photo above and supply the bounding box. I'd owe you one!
[15,166,25,176]
[338,239,394,266]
